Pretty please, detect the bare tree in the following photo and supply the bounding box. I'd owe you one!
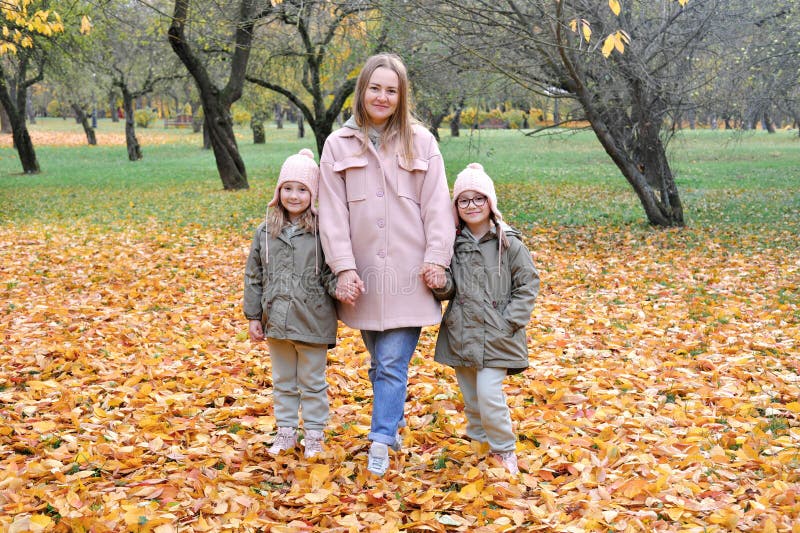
[735,2,800,134]
[68,0,183,160]
[168,0,272,190]
[246,0,384,155]
[409,0,761,227]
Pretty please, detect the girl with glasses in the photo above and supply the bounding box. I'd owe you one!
[427,162,539,475]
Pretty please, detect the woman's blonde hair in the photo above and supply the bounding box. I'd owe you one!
[268,202,316,239]
[353,53,416,162]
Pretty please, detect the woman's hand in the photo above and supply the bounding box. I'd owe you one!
[248,320,265,342]
[335,269,365,305]
[421,262,446,289]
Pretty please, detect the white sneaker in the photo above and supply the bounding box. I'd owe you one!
[268,427,297,455]
[304,430,324,458]
[492,451,519,475]
[367,442,390,476]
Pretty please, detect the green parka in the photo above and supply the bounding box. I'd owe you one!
[243,222,338,347]
[433,224,539,373]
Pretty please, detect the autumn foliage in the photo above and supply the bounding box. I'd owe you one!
[2,216,798,532]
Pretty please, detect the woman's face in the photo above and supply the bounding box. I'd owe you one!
[364,66,399,126]
[279,181,311,220]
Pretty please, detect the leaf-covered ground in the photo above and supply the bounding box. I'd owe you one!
[1,221,798,533]
[0,130,182,149]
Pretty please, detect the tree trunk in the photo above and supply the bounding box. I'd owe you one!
[0,102,11,133]
[577,86,684,227]
[72,103,97,145]
[203,107,247,189]
[553,98,560,125]
[763,112,776,133]
[202,121,211,149]
[0,72,39,173]
[297,105,304,138]
[168,0,254,190]
[11,118,39,173]
[275,103,283,129]
[109,91,119,123]
[428,112,446,141]
[450,102,463,137]
[251,116,265,144]
[26,89,35,124]
[192,103,203,133]
[122,90,142,160]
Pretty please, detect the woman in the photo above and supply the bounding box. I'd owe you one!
[319,53,454,476]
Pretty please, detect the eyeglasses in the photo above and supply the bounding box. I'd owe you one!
[456,195,487,209]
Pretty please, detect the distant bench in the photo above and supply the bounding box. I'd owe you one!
[164,115,193,128]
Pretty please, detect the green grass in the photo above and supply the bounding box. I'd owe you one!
[1,118,798,239]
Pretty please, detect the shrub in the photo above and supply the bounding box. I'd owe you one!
[504,109,527,129]
[47,99,67,117]
[232,105,252,126]
[134,109,157,128]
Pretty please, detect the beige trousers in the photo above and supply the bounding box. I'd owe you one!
[267,338,329,431]
[454,366,516,453]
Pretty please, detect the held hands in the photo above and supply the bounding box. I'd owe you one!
[421,262,446,289]
[335,269,365,305]
[248,320,265,342]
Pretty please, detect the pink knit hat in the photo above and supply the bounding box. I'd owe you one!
[268,148,320,214]
[451,162,502,226]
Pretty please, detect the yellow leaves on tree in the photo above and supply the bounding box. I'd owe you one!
[601,30,630,58]
[0,1,92,56]
[568,0,690,57]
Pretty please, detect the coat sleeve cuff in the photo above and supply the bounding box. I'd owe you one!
[328,256,357,275]
[423,250,452,268]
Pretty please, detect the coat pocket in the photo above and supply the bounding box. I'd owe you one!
[484,306,514,335]
[333,156,368,202]
[396,155,428,203]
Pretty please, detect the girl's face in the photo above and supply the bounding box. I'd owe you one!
[279,181,311,221]
[364,66,399,126]
[456,191,491,228]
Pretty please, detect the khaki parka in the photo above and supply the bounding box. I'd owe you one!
[243,222,338,347]
[433,225,539,373]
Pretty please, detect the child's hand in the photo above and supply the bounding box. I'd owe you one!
[336,269,365,305]
[248,320,265,342]
[421,262,446,289]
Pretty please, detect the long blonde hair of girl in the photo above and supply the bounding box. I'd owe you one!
[353,53,416,163]
[267,203,316,239]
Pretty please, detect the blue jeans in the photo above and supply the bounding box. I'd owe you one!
[361,327,421,445]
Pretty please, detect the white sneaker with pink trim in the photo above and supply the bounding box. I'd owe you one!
[492,451,519,475]
[268,427,297,455]
[303,430,324,458]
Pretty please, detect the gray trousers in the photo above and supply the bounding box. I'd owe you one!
[454,366,516,453]
[268,338,329,431]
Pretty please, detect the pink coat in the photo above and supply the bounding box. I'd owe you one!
[319,124,454,330]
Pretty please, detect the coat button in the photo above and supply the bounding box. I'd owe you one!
[376,190,384,197]
[492,301,497,308]
[377,218,385,228]
[377,249,386,258]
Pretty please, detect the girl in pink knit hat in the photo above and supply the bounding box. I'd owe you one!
[428,162,540,475]
[243,149,339,459]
